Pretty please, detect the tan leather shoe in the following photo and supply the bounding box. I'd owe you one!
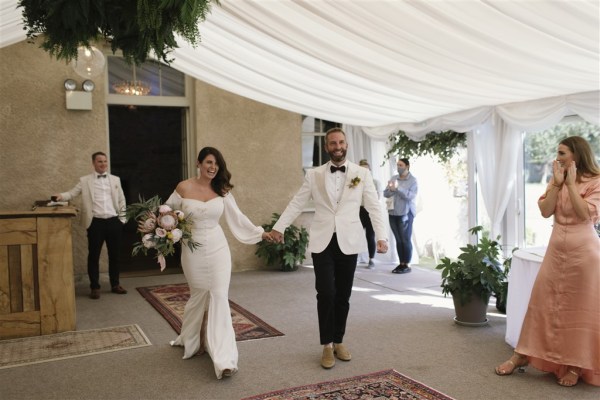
[334,343,352,361]
[321,347,335,369]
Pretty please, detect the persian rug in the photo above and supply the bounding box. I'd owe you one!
[0,324,151,369]
[242,369,455,400]
[136,283,284,341]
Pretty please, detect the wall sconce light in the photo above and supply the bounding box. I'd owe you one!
[64,79,93,110]
[82,80,95,92]
[64,79,77,91]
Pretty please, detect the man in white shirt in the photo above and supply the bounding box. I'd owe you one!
[54,152,127,299]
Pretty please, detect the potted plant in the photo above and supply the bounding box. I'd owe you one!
[255,213,309,272]
[436,226,504,326]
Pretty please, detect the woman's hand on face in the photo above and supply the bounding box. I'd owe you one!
[565,161,577,186]
[552,160,565,186]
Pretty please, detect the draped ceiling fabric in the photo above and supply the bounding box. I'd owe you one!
[1,0,599,238]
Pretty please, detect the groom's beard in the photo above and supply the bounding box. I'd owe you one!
[328,148,347,163]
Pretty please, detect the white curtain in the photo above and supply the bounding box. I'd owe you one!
[2,0,598,127]
[361,91,600,239]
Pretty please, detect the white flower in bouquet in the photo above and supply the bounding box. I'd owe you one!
[155,227,167,238]
[169,228,183,243]
[158,212,178,230]
[142,233,156,248]
[175,210,185,221]
[159,204,172,213]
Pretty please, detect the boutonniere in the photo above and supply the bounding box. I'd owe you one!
[348,176,361,188]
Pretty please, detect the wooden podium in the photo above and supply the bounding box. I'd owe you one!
[0,206,77,339]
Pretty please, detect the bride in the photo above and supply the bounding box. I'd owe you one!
[166,146,271,379]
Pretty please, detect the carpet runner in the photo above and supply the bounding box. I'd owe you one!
[136,283,284,341]
[0,324,151,369]
[242,369,455,400]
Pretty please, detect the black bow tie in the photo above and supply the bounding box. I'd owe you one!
[330,165,346,173]
[97,174,107,178]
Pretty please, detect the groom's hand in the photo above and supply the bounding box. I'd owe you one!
[271,230,284,244]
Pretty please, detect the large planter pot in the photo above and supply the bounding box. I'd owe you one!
[452,292,490,327]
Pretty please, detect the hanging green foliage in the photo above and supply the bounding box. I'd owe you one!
[18,0,217,65]
[386,130,466,163]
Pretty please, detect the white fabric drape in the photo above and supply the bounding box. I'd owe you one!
[2,0,598,128]
[361,91,600,239]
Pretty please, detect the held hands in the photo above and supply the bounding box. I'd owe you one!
[263,230,284,244]
[376,240,388,254]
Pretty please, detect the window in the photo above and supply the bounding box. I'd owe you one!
[108,56,185,97]
[301,116,341,170]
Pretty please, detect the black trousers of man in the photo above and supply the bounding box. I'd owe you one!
[359,206,376,259]
[87,217,122,290]
[311,233,358,345]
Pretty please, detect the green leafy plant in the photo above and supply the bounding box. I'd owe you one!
[494,250,515,313]
[436,226,504,306]
[255,213,309,272]
[385,130,466,163]
[18,0,217,64]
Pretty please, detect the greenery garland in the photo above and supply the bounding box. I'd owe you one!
[386,130,466,163]
[18,0,217,64]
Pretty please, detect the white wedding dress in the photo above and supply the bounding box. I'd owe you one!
[166,191,264,379]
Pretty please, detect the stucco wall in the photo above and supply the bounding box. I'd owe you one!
[194,81,304,271]
[0,40,306,279]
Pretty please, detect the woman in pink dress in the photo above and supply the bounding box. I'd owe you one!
[495,136,600,387]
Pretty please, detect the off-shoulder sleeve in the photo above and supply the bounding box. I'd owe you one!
[166,190,182,210]
[223,193,264,244]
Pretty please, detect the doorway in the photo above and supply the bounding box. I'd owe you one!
[109,105,187,273]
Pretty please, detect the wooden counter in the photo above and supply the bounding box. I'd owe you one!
[0,206,77,339]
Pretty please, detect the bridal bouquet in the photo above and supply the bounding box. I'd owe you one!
[125,196,199,271]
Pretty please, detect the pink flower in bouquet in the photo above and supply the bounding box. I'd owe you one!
[155,227,167,238]
[142,233,156,248]
[158,212,178,230]
[170,228,183,243]
[159,204,172,213]
[138,211,157,233]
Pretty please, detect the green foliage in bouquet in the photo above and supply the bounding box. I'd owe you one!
[255,213,309,272]
[125,195,199,270]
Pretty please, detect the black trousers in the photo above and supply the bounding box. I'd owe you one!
[87,217,122,289]
[359,206,376,259]
[311,234,358,345]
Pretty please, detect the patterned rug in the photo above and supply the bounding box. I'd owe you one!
[136,283,284,341]
[242,369,455,400]
[0,324,151,369]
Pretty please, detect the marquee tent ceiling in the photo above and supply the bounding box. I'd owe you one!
[1,0,598,127]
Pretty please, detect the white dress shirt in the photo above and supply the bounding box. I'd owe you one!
[93,173,118,218]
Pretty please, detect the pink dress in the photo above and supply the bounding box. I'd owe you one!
[516,176,600,386]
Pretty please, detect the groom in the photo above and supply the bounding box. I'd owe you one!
[271,127,388,369]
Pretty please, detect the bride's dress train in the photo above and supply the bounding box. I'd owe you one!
[167,191,263,379]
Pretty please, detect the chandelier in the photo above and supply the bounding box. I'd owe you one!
[112,80,151,96]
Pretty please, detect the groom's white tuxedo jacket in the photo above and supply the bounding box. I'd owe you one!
[273,161,387,254]
[60,173,127,229]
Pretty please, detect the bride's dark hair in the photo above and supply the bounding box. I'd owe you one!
[198,147,233,196]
